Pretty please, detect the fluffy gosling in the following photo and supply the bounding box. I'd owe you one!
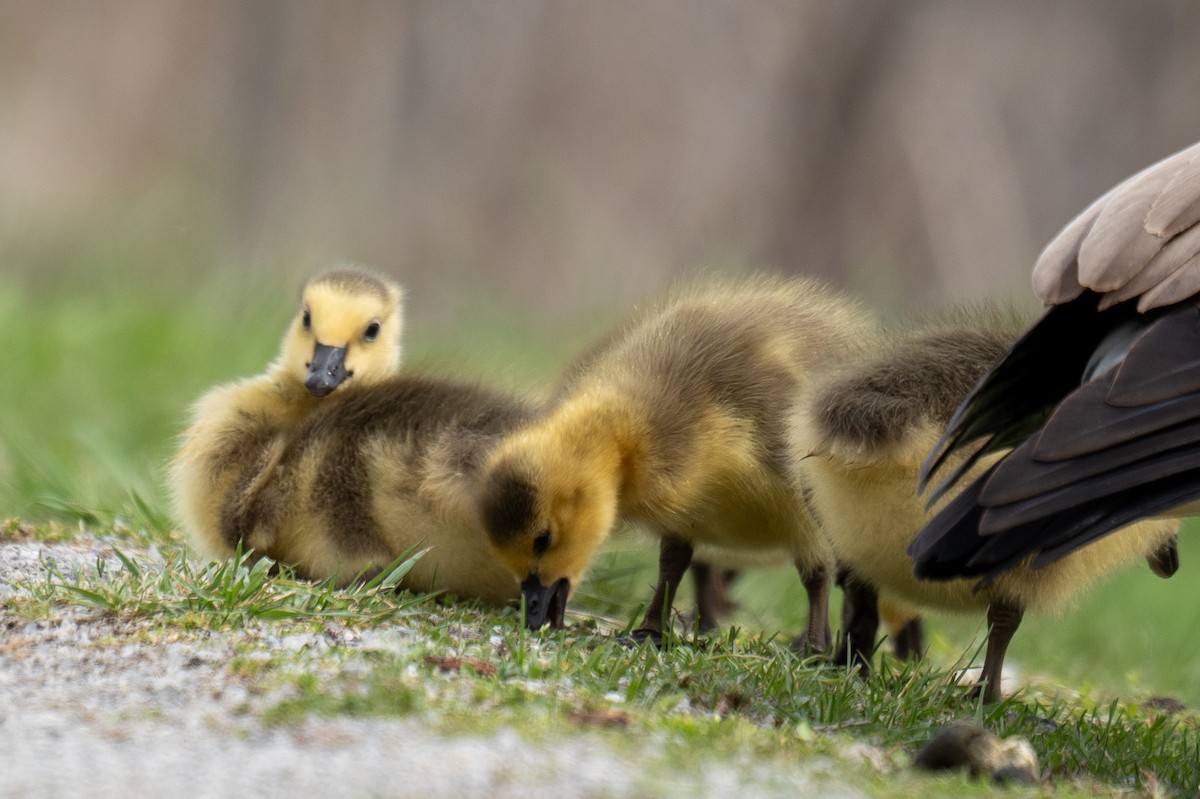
[228,372,536,600]
[477,276,877,648]
[800,309,1179,702]
[170,267,403,561]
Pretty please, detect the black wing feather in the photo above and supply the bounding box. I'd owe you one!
[982,413,1200,505]
[1104,306,1200,406]
[978,442,1200,533]
[912,304,1200,580]
[1032,473,1200,566]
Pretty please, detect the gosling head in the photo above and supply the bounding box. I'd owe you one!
[478,440,621,630]
[277,267,404,397]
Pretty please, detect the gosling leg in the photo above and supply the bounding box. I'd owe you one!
[975,599,1023,704]
[833,569,879,672]
[690,562,737,633]
[793,560,832,655]
[630,535,694,644]
[892,617,926,661]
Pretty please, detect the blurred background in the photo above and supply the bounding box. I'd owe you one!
[3,0,1200,702]
[5,0,1200,315]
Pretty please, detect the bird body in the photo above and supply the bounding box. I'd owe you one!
[170,267,404,561]
[238,373,535,601]
[478,276,878,641]
[169,267,533,602]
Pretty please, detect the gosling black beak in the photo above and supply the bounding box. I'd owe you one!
[305,343,350,397]
[520,574,570,630]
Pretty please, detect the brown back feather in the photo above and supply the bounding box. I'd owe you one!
[555,276,875,479]
[812,305,1032,453]
[226,374,537,554]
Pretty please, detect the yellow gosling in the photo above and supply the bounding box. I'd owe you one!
[169,266,403,561]
[799,308,1180,701]
[235,373,536,601]
[477,276,878,649]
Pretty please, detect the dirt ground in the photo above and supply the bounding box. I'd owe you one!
[0,537,871,799]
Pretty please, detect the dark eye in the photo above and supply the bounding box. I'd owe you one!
[532,530,551,554]
[302,309,312,330]
[363,321,381,342]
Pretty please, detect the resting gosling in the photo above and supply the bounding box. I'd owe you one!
[799,309,1180,702]
[477,276,877,647]
[170,267,403,561]
[227,373,536,600]
[913,140,1200,581]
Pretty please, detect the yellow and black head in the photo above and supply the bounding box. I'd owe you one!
[277,267,404,396]
[478,437,621,630]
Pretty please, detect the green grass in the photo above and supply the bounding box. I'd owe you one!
[12,533,1197,796]
[5,271,1200,796]
[19,544,429,626]
[586,529,1200,713]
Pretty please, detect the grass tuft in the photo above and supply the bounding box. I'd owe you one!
[19,543,430,627]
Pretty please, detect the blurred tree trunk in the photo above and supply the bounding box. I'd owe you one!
[1,1,1199,317]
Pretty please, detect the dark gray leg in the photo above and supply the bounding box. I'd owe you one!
[630,535,694,644]
[690,562,737,633]
[833,569,878,672]
[891,617,926,661]
[793,561,832,655]
[975,600,1024,704]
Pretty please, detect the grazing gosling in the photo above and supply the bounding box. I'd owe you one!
[912,140,1200,581]
[231,373,536,600]
[477,276,877,646]
[799,309,1179,702]
[170,267,403,561]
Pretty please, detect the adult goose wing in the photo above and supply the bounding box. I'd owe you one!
[912,141,1200,581]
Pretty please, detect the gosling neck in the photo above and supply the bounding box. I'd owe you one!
[541,389,648,509]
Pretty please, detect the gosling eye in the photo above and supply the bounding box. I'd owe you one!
[363,321,381,342]
[532,530,551,555]
[302,308,312,331]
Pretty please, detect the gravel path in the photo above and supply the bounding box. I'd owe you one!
[0,537,872,799]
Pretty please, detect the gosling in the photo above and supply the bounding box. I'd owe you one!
[170,267,403,561]
[227,372,537,602]
[476,276,878,649]
[800,308,1179,702]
